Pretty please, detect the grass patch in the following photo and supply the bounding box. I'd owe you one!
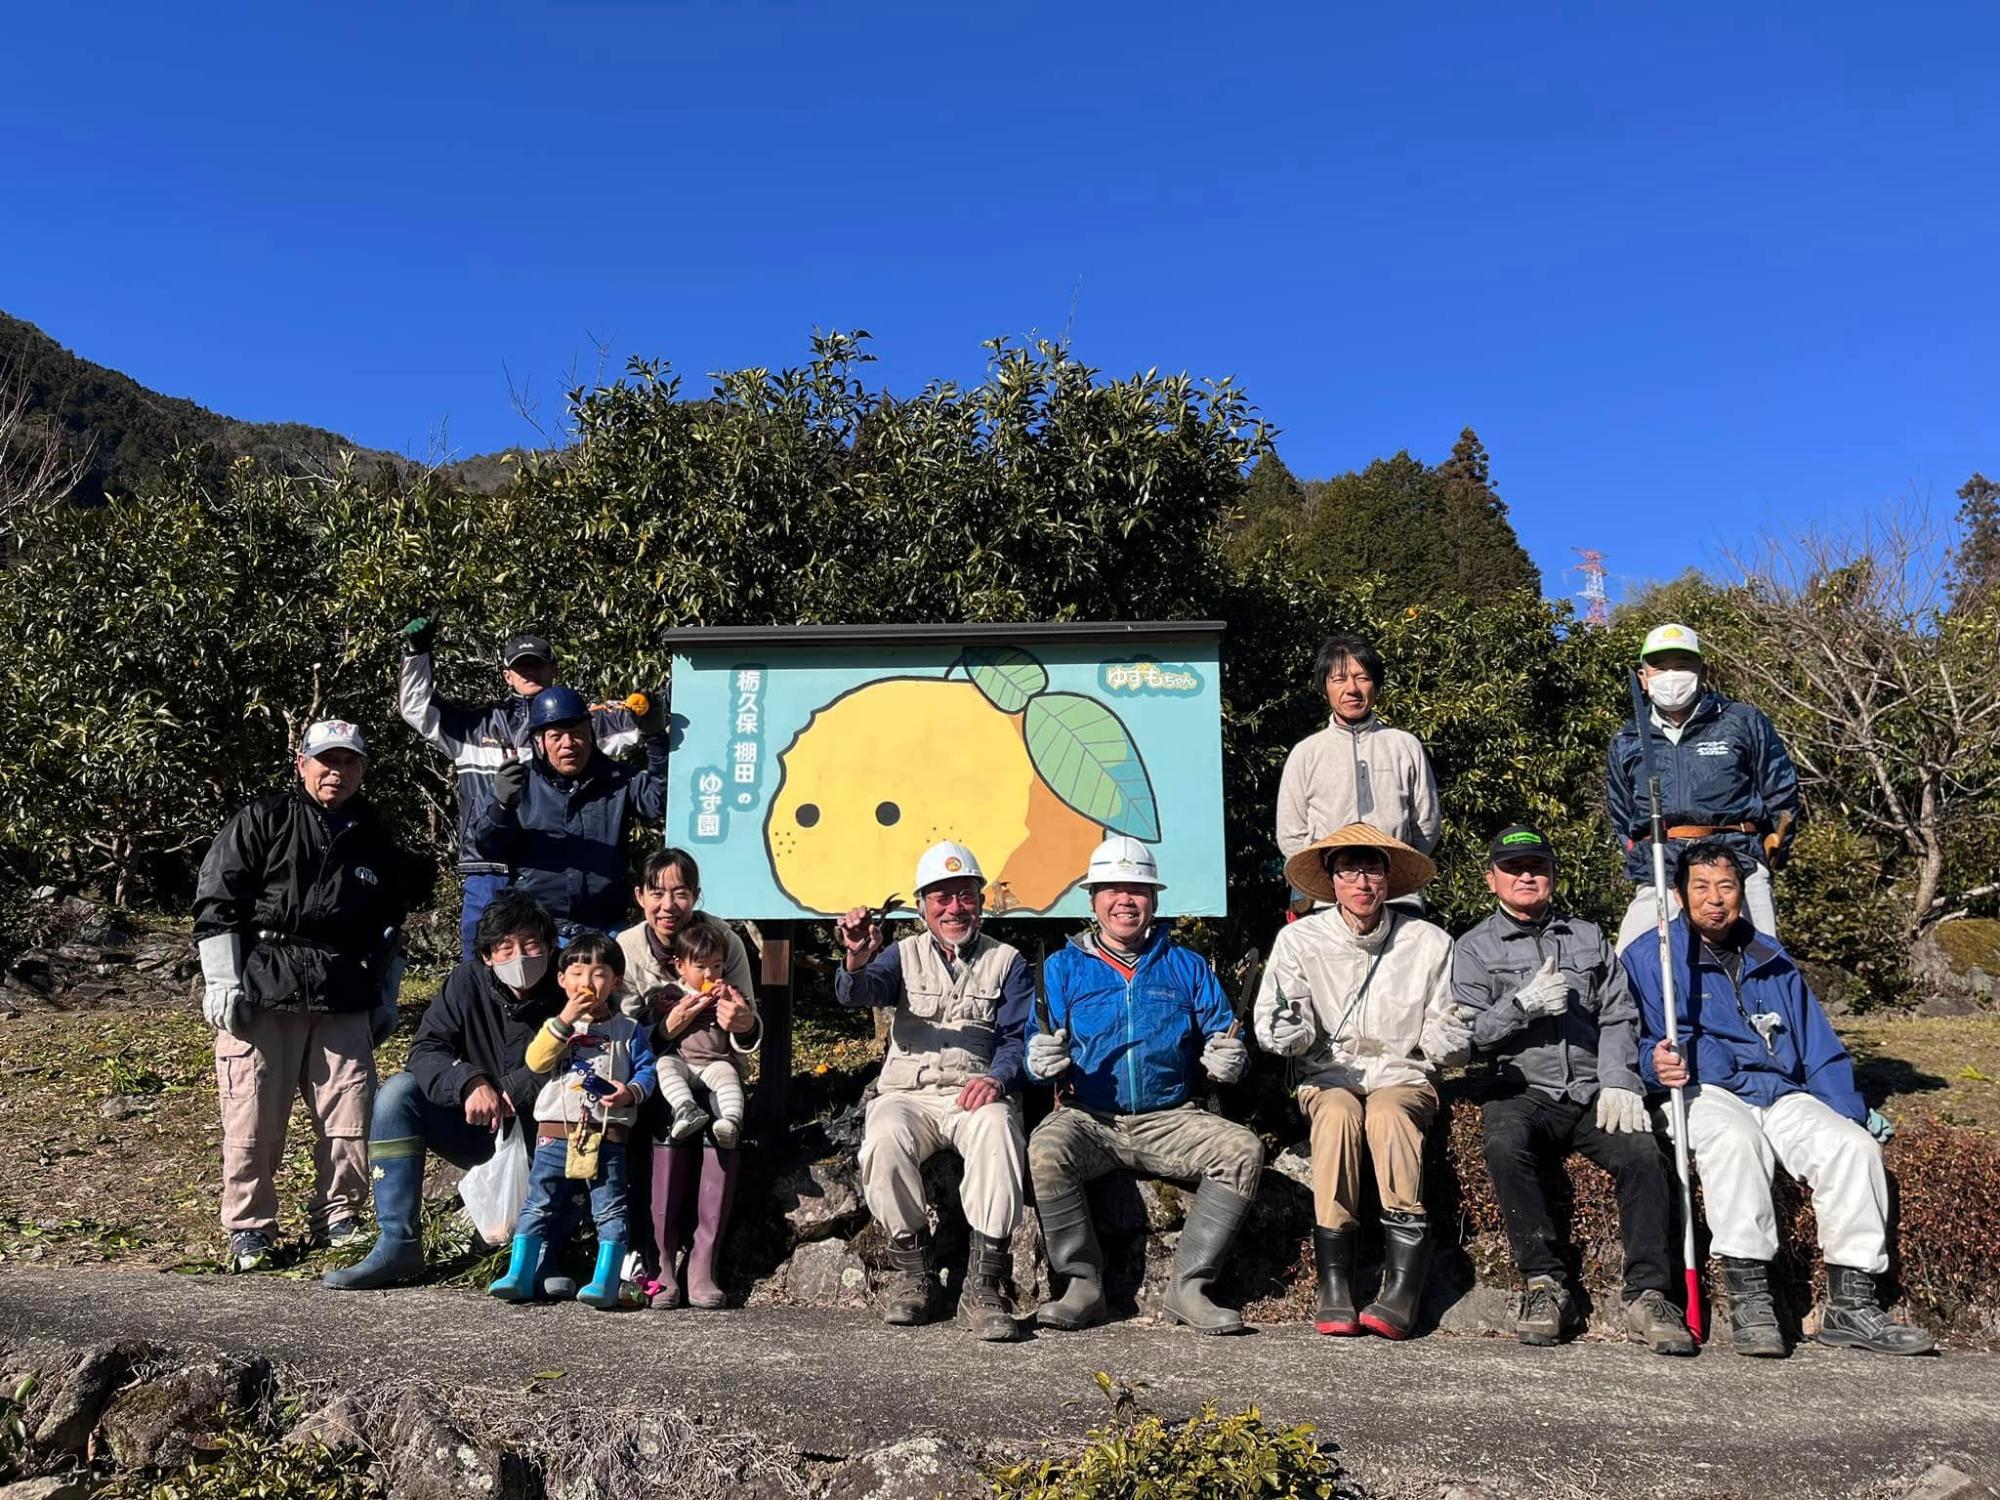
[1843,1015,2000,1132]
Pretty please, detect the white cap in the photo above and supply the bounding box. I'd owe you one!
[301,719,369,760]
[1085,834,1165,890]
[913,840,983,894]
[1639,623,1704,661]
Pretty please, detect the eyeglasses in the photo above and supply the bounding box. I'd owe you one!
[1330,866,1388,885]
[925,890,982,910]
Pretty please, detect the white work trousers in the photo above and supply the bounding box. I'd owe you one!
[859,1087,1026,1240]
[1675,1085,1889,1272]
[1617,865,1776,952]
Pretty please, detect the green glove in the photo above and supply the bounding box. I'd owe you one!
[400,616,435,657]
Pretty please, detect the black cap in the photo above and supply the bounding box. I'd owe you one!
[500,633,555,667]
[1489,824,1557,866]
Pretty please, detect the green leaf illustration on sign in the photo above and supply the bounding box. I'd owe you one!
[1023,692,1161,840]
[961,647,1050,714]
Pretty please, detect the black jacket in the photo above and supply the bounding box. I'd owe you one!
[408,958,564,1119]
[192,789,408,1015]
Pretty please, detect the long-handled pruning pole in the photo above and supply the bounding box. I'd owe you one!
[1631,669,1705,1342]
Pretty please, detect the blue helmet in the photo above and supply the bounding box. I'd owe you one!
[527,685,590,733]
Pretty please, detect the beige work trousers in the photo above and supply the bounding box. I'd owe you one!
[215,1007,375,1234]
[1302,1080,1437,1229]
[859,1086,1026,1239]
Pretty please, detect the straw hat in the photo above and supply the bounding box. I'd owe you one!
[1285,823,1437,905]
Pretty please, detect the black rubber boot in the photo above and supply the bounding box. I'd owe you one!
[1817,1265,1936,1355]
[1719,1255,1787,1358]
[956,1232,1021,1342]
[321,1143,424,1291]
[1159,1183,1252,1335]
[1034,1191,1107,1332]
[880,1230,937,1326]
[1359,1211,1433,1340]
[1312,1226,1361,1336]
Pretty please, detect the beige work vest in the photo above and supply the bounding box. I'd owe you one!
[879,931,1019,1092]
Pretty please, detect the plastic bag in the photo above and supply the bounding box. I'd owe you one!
[458,1119,531,1245]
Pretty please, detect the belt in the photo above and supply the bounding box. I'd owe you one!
[537,1120,629,1144]
[1665,822,1759,840]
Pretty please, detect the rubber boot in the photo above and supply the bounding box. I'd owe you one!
[648,1145,700,1308]
[956,1231,1021,1342]
[685,1146,739,1310]
[487,1233,545,1303]
[322,1141,425,1290]
[1312,1226,1361,1336]
[1034,1191,1107,1332]
[1159,1183,1252,1335]
[1359,1211,1433,1340]
[577,1238,626,1310]
[1817,1265,1936,1355]
[881,1230,936,1326]
[1719,1255,1787,1358]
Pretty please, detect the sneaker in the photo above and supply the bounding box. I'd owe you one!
[1624,1288,1697,1356]
[1516,1275,1573,1346]
[710,1115,741,1149]
[229,1230,275,1273]
[314,1218,367,1251]
[668,1101,713,1143]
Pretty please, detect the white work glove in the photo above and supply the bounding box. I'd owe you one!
[1421,1004,1477,1068]
[1026,1027,1073,1081]
[198,933,247,1036]
[1263,999,1315,1058]
[1201,1033,1249,1084]
[370,955,406,1047]
[1595,1086,1648,1134]
[1513,955,1569,1019]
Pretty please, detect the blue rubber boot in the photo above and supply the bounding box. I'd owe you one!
[322,1140,426,1291]
[577,1239,626,1310]
[487,1233,545,1302]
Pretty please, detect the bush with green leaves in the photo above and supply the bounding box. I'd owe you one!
[93,1426,379,1500]
[990,1373,1359,1500]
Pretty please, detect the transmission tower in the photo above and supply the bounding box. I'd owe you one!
[1574,548,1610,626]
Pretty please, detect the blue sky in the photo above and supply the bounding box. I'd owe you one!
[4,2,1994,606]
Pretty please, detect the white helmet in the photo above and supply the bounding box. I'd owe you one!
[913,840,984,894]
[1084,834,1166,890]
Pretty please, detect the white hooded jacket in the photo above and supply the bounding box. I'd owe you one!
[1253,906,1457,1094]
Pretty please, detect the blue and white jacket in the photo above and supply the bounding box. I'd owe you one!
[1031,927,1235,1116]
[1624,918,1864,1123]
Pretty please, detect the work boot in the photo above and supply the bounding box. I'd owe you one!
[957,1232,1021,1342]
[1623,1288,1696,1356]
[1312,1226,1361,1336]
[1817,1265,1936,1356]
[1515,1274,1574,1346]
[668,1101,712,1144]
[1159,1183,1253,1335]
[1034,1191,1107,1332]
[322,1142,426,1290]
[685,1146,739,1310]
[577,1238,627,1310]
[313,1218,366,1251]
[881,1230,937,1326]
[1718,1255,1786,1358]
[1359,1211,1433,1341]
[647,1144,700,1309]
[487,1233,545,1302]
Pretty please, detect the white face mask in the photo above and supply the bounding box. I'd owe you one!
[492,951,549,990]
[1648,669,1701,712]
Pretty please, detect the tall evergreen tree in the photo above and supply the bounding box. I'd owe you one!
[1951,471,2000,612]
[1438,427,1540,601]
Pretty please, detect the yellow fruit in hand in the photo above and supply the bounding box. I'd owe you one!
[766,678,1101,915]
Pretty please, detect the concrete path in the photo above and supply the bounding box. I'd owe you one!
[3,1267,1995,1498]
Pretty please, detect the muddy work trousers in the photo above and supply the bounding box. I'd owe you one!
[215,1007,375,1235]
[859,1086,1026,1240]
[1301,1080,1437,1230]
[1028,1102,1263,1203]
